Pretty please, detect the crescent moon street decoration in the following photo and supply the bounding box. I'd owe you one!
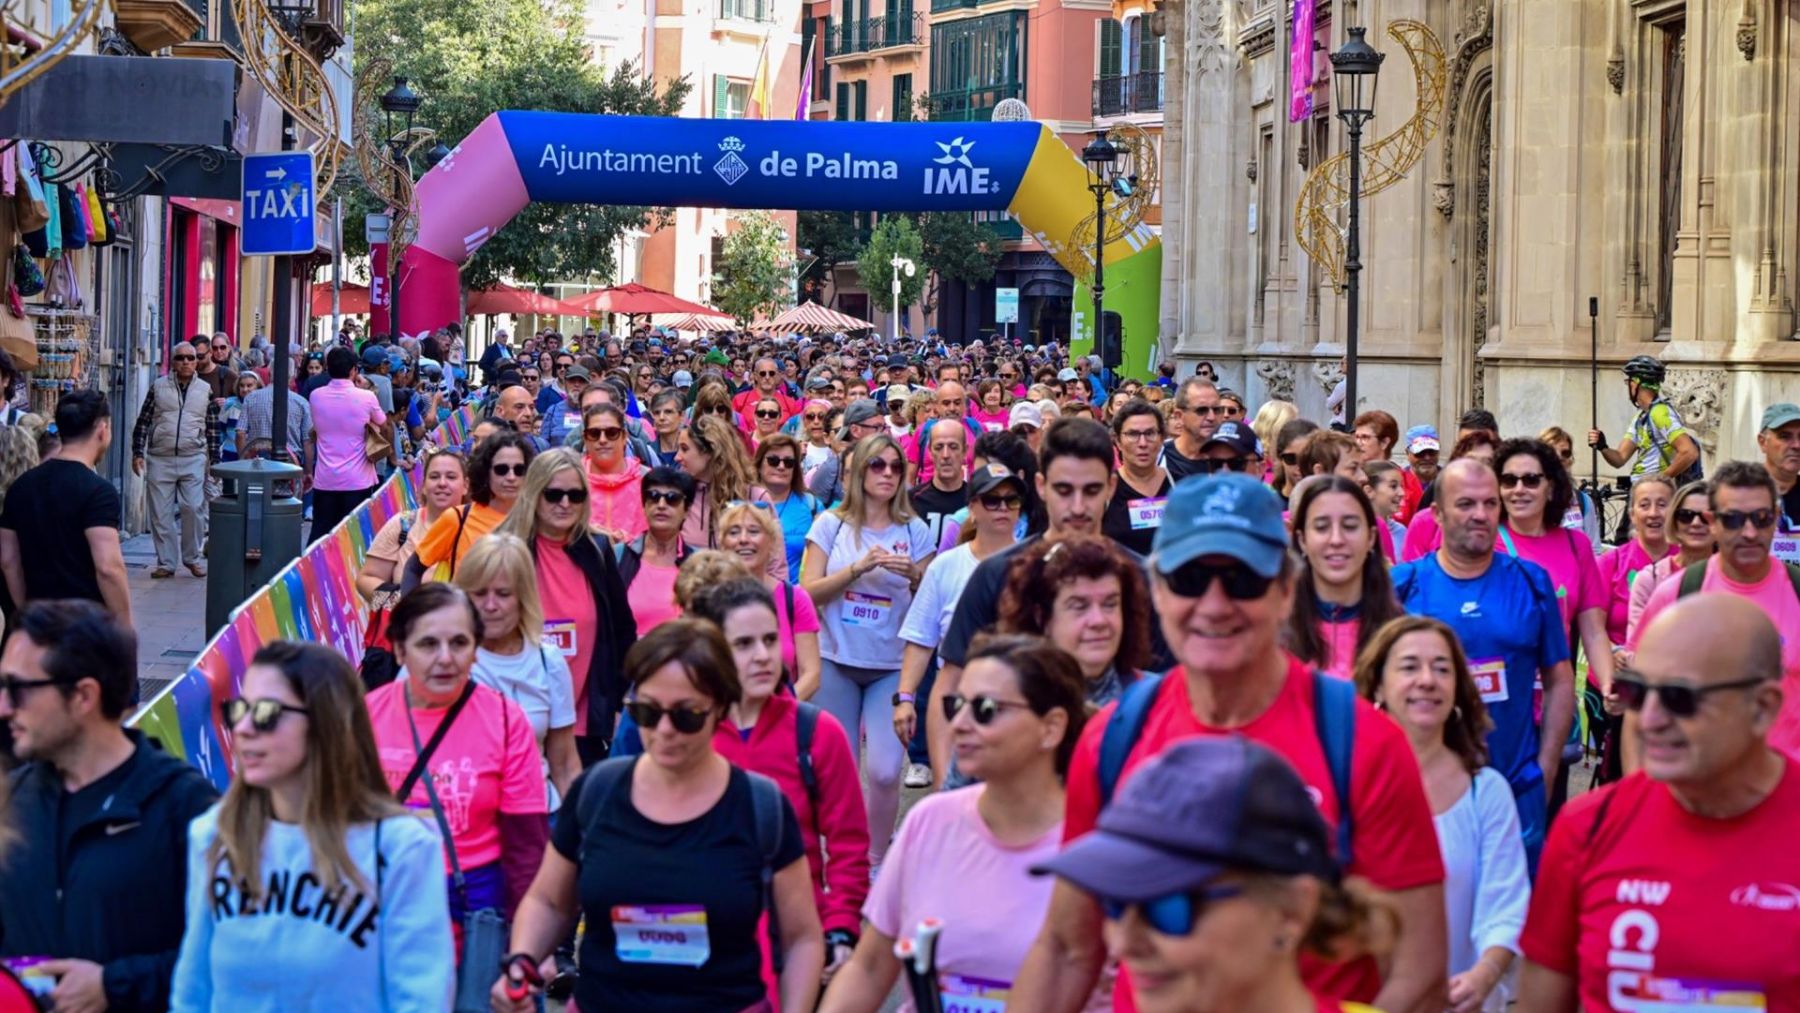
[1294,18,1447,289]
[1071,121,1162,286]
[234,0,341,202]
[351,57,434,261]
[0,0,108,109]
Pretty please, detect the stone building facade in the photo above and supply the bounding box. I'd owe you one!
[1157,0,1795,469]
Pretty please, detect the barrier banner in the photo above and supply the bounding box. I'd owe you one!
[131,406,476,788]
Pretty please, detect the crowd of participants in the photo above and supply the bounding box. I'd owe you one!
[0,321,1797,1013]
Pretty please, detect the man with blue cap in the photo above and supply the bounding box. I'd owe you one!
[1011,473,1447,1013]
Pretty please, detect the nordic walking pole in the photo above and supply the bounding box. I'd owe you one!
[1589,296,1600,487]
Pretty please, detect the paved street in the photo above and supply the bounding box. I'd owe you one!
[125,531,213,700]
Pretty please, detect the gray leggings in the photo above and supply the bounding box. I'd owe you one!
[814,657,904,864]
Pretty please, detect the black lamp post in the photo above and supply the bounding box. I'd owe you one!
[379,76,421,340]
[1081,131,1119,376]
[1331,26,1383,421]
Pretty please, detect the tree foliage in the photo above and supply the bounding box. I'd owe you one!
[918,211,1003,314]
[795,210,860,307]
[712,211,795,327]
[346,0,689,288]
[856,215,927,320]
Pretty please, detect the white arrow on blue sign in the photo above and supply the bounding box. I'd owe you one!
[241,151,317,256]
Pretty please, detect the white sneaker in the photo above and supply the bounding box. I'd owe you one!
[903,762,932,788]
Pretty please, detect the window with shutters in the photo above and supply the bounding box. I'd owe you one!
[892,73,913,121]
[713,76,751,118]
[854,80,868,121]
[836,81,851,120]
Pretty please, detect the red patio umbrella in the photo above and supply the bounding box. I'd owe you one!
[567,283,721,318]
[466,284,589,317]
[310,281,370,316]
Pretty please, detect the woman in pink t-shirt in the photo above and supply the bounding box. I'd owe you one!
[971,379,1011,433]
[1597,476,1679,649]
[1282,477,1405,682]
[820,636,1101,1013]
[718,500,822,697]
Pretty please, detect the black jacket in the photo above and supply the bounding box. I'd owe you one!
[614,534,700,588]
[0,730,219,1012]
[534,533,639,746]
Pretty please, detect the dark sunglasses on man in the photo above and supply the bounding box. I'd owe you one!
[1612,671,1767,719]
[1163,560,1276,601]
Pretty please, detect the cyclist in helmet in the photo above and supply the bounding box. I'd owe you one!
[1586,355,1702,485]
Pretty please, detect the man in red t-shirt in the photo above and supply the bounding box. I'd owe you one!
[1520,593,1800,1010]
[731,355,802,422]
[1010,472,1448,1013]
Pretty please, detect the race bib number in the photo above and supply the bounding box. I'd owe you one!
[1128,497,1167,531]
[843,590,893,629]
[1470,658,1508,703]
[612,905,709,966]
[563,411,581,432]
[544,619,578,658]
[941,973,1010,1013]
[1773,536,1800,565]
[1561,504,1586,531]
[1608,972,1766,1010]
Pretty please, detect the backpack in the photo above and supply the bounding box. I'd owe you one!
[577,757,794,970]
[1636,399,1705,486]
[1097,669,1359,868]
[1678,559,1800,601]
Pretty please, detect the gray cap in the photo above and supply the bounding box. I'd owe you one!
[673,369,694,388]
[839,398,882,440]
[1057,367,1079,382]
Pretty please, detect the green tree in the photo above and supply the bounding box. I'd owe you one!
[712,211,795,327]
[856,215,927,325]
[918,211,1003,317]
[795,210,860,307]
[346,0,689,288]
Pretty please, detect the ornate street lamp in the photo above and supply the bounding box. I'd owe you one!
[1331,26,1383,420]
[378,76,422,339]
[1082,131,1120,377]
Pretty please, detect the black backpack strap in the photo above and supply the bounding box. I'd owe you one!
[794,702,820,812]
[446,504,473,578]
[746,771,788,973]
[395,680,475,800]
[1097,673,1166,808]
[1311,670,1357,870]
[575,755,637,831]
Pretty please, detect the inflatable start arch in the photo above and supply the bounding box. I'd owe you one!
[400,112,1161,369]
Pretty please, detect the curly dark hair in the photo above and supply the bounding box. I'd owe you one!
[996,534,1151,676]
[1494,437,1574,527]
[467,430,537,506]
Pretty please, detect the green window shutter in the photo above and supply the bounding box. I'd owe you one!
[714,74,730,116]
[855,80,867,120]
[1099,19,1122,79]
[836,81,850,120]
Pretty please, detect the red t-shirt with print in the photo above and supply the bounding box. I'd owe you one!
[1063,655,1445,1008]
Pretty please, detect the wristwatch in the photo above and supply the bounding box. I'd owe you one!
[892,691,915,707]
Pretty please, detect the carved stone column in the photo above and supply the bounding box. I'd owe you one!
[1174,0,1236,360]
[1158,0,1187,362]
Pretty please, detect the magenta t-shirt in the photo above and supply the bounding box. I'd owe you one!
[1503,525,1605,630]
[771,579,821,676]
[1315,616,1362,682]
[627,560,682,633]
[1596,539,1676,646]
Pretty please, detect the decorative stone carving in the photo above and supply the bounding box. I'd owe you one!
[1737,8,1757,61]
[1311,358,1344,393]
[1439,0,1493,198]
[1433,180,1455,218]
[1606,57,1624,93]
[1192,0,1230,77]
[1255,359,1297,403]
[1246,157,1258,182]
[1662,368,1729,456]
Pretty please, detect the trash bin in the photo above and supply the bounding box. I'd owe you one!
[206,458,305,639]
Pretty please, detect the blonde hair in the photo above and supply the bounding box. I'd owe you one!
[497,447,588,548]
[453,532,544,647]
[717,500,780,575]
[1251,399,1299,453]
[685,414,756,535]
[675,549,753,609]
[833,433,918,543]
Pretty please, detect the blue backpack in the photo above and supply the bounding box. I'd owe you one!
[1097,669,1359,868]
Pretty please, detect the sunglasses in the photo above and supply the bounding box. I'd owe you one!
[1717,508,1777,531]
[1194,457,1253,475]
[585,426,624,442]
[804,412,827,422]
[977,492,1022,511]
[644,488,687,505]
[1163,561,1276,600]
[220,696,309,733]
[491,463,528,477]
[172,354,197,361]
[542,487,589,505]
[710,405,732,416]
[0,674,61,708]
[1674,508,1709,526]
[942,693,1033,725]
[1000,372,1018,379]
[1498,472,1545,490]
[763,455,797,469]
[1186,405,1223,416]
[757,369,779,378]
[1101,884,1245,936]
[625,700,711,735]
[1612,672,1767,718]
[1279,453,1300,466]
[522,374,541,382]
[755,409,782,420]
[866,458,903,476]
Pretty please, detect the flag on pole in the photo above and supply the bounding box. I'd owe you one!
[795,38,814,119]
[747,36,772,119]
[1290,0,1316,121]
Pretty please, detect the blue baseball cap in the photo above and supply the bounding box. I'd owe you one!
[1404,424,1440,455]
[1151,473,1288,578]
[1032,737,1337,900]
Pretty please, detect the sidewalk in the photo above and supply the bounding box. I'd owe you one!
[125,531,212,701]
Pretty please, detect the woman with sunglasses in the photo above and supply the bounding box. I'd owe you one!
[171,642,453,1011]
[493,620,825,1013]
[679,414,766,550]
[751,396,786,450]
[756,433,822,582]
[996,533,1150,708]
[358,448,467,606]
[1271,417,1321,501]
[1625,479,1715,647]
[821,635,1092,1013]
[454,533,581,806]
[1033,735,1395,1013]
[691,381,744,432]
[802,433,935,868]
[1281,477,1405,681]
[580,401,648,544]
[366,584,549,942]
[408,432,535,585]
[619,466,704,635]
[717,501,824,697]
[799,399,837,477]
[1354,616,1529,1013]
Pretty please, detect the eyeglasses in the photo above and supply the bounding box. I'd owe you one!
[585,426,624,442]
[1674,508,1709,526]
[625,700,711,735]
[1101,884,1245,936]
[804,412,827,422]
[522,374,541,382]
[755,409,782,420]
[542,487,589,505]
[942,693,1033,725]
[1119,429,1161,443]
[866,458,903,475]
[1000,371,1018,379]
[172,354,197,362]
[763,455,797,469]
[1194,457,1254,475]
[491,463,528,477]
[220,697,309,733]
[1186,405,1223,416]
[644,488,687,505]
[977,492,1022,512]
[1498,472,1545,490]
[1612,671,1768,719]
[1717,508,1778,531]
[1558,450,1574,463]
[0,674,60,708]
[1280,453,1300,467]
[1163,561,1276,600]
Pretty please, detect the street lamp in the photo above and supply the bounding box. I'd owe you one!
[379,76,422,339]
[1082,131,1120,378]
[1331,25,1383,420]
[890,255,915,344]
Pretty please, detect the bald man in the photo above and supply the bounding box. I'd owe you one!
[493,384,542,449]
[1393,457,1575,871]
[1520,594,1800,1011]
[130,341,220,578]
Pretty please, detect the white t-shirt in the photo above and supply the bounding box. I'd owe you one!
[802,440,834,476]
[806,511,934,669]
[900,542,984,651]
[471,642,575,805]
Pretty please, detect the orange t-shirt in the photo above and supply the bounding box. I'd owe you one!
[414,501,507,578]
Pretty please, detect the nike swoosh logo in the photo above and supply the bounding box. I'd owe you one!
[105,821,141,836]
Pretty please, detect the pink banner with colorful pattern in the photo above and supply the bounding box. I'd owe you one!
[1291,0,1316,122]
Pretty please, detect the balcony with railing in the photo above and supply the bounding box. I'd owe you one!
[719,0,778,22]
[925,82,1021,121]
[1092,71,1164,116]
[931,0,977,12]
[825,13,925,58]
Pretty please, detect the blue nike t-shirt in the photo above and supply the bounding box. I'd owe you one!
[1392,552,1570,793]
